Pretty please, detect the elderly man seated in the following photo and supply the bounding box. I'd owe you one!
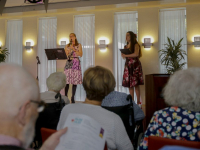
[35,72,70,146]
[0,63,67,150]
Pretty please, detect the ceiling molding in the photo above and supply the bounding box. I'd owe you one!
[3,0,160,14]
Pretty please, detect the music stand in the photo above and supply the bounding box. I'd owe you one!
[45,48,67,60]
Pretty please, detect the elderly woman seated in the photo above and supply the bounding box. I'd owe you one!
[139,68,200,150]
[40,72,70,104]
[35,72,70,145]
[57,66,133,150]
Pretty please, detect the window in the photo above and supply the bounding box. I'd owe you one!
[37,17,57,92]
[74,14,95,102]
[6,20,23,65]
[113,11,138,102]
[159,8,187,73]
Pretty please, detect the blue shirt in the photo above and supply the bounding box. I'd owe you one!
[101,91,145,122]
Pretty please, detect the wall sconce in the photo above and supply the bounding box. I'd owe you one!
[60,41,66,48]
[0,41,2,47]
[142,38,153,48]
[99,40,108,49]
[192,37,200,47]
[25,42,33,52]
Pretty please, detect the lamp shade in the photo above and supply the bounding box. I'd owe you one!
[99,40,107,49]
[142,38,153,48]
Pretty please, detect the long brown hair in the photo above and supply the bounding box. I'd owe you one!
[127,31,142,58]
[67,33,79,47]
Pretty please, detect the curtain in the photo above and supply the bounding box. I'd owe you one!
[159,8,187,73]
[113,12,138,102]
[74,14,95,102]
[38,17,57,92]
[6,20,23,65]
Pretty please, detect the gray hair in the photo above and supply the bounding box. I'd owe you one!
[163,68,200,112]
[46,72,66,92]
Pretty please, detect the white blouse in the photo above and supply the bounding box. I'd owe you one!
[57,103,134,150]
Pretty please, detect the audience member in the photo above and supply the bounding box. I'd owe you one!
[139,68,200,150]
[102,91,145,122]
[57,66,133,150]
[101,89,145,143]
[40,72,70,104]
[35,72,70,146]
[0,63,67,150]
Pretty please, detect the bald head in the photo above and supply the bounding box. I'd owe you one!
[0,63,39,116]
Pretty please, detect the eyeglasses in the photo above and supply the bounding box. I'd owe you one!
[30,100,46,113]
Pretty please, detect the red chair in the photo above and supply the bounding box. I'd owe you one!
[148,136,200,150]
[41,128,108,150]
[41,128,57,143]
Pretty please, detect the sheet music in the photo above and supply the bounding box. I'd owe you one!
[56,113,107,150]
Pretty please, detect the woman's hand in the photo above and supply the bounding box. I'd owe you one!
[40,127,68,150]
[121,53,126,59]
[66,49,70,55]
[70,45,76,52]
[74,52,78,56]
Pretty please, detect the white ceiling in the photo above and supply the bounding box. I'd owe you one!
[5,0,80,7]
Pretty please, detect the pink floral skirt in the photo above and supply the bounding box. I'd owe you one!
[122,57,144,88]
[64,58,82,85]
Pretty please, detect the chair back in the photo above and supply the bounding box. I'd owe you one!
[102,105,134,141]
[148,136,200,150]
[41,128,57,143]
[102,94,135,141]
[41,127,108,150]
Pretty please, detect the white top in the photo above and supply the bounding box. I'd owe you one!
[57,103,134,150]
[40,91,70,104]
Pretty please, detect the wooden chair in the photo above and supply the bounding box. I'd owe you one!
[41,127,108,150]
[148,136,200,150]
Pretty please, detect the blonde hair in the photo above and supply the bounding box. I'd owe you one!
[46,72,66,92]
[163,68,200,112]
[83,66,116,101]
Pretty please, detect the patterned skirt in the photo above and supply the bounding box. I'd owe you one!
[64,58,82,85]
[122,57,144,88]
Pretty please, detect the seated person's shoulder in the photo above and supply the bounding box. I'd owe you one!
[154,107,170,114]
[135,43,140,49]
[40,92,47,100]
[102,91,128,106]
